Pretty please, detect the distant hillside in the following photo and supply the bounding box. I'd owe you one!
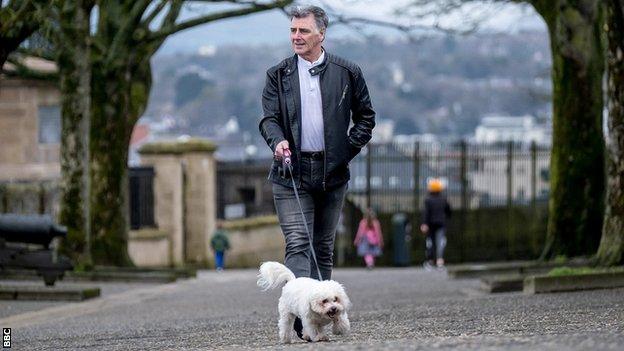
[145,31,551,144]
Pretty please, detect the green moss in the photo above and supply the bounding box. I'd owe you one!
[552,255,568,265]
[222,215,279,231]
[73,261,94,272]
[548,266,624,277]
[139,138,218,155]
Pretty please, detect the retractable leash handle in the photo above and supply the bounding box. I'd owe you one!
[282,148,292,170]
[281,147,324,281]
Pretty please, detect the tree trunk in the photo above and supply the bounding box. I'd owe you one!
[0,45,11,70]
[0,9,39,70]
[88,59,151,266]
[0,35,32,70]
[538,1,606,259]
[58,2,92,267]
[596,0,624,266]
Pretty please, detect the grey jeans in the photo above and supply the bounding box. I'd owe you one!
[272,155,347,280]
[425,226,447,261]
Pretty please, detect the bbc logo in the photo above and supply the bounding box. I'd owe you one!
[2,328,9,348]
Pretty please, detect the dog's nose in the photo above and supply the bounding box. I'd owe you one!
[330,306,337,313]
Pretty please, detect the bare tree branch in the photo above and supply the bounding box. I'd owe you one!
[141,0,169,26]
[2,55,58,81]
[148,0,293,42]
[16,46,55,61]
[318,0,480,37]
[104,0,152,65]
[0,0,50,69]
[161,0,185,30]
[316,0,538,39]
[330,12,477,36]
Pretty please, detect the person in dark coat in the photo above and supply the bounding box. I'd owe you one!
[420,178,451,269]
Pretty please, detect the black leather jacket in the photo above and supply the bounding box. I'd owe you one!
[259,51,376,189]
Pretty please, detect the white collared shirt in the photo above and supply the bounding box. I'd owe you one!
[298,50,325,152]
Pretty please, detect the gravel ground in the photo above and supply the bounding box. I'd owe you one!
[1,267,622,350]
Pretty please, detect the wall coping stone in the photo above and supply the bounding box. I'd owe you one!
[129,228,169,240]
[139,138,217,155]
[222,215,279,231]
[523,270,624,294]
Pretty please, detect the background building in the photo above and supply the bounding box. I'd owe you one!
[0,58,60,181]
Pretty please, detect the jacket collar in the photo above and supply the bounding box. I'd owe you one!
[283,47,329,77]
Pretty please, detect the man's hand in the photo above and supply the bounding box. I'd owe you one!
[274,140,290,160]
[420,224,429,234]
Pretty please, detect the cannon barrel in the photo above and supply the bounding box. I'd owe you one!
[0,214,67,248]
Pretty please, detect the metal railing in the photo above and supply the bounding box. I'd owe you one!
[344,140,552,263]
[129,167,155,230]
[348,140,551,213]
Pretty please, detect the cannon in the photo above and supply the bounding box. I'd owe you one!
[0,214,74,286]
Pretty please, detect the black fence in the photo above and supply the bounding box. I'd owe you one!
[129,167,155,230]
[348,140,550,212]
[341,140,552,265]
[216,159,276,219]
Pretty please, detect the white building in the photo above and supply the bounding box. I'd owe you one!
[474,115,551,146]
[468,149,551,206]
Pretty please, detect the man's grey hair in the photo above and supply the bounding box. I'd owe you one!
[289,5,329,32]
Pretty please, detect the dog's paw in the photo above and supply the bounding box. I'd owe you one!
[279,332,292,344]
[302,333,313,342]
[317,334,330,342]
[279,337,292,344]
[332,318,351,335]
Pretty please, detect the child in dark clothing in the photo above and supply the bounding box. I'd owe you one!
[421,178,451,269]
[210,222,230,271]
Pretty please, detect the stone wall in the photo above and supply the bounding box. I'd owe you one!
[0,181,60,218]
[0,78,61,181]
[219,215,284,268]
[127,229,170,267]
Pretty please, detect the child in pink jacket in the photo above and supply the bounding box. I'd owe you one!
[354,208,384,269]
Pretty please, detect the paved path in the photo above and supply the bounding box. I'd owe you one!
[0,280,160,319]
[1,268,623,350]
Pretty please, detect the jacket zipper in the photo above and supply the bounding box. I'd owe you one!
[322,76,328,191]
[338,84,348,107]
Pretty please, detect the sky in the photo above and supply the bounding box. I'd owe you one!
[157,0,546,55]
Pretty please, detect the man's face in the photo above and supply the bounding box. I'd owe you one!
[290,15,324,58]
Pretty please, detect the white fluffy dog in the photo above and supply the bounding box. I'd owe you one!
[257,261,351,343]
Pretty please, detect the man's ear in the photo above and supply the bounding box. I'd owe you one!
[320,29,325,42]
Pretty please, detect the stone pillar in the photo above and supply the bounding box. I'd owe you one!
[138,138,217,266]
[182,151,217,264]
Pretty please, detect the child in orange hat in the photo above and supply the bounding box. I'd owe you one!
[421,178,451,270]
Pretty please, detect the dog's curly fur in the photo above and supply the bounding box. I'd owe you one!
[257,261,351,343]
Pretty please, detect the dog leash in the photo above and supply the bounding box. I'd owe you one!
[282,148,324,281]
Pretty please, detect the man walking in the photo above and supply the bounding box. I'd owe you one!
[259,4,375,338]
